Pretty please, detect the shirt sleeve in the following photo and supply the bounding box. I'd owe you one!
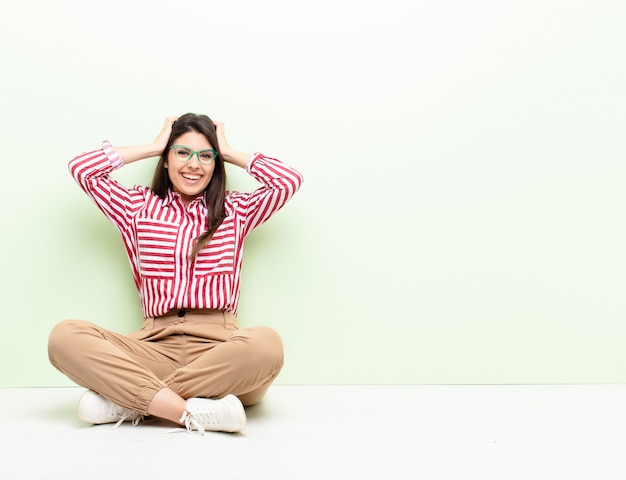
[68,141,143,232]
[235,152,304,236]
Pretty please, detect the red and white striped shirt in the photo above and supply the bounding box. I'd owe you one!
[70,141,303,318]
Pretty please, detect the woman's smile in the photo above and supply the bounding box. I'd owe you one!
[181,172,203,182]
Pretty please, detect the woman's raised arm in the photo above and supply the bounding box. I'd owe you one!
[114,116,178,164]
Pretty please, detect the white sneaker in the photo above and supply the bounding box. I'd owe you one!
[78,390,143,427]
[181,394,246,434]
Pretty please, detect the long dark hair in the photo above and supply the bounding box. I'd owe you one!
[151,113,227,259]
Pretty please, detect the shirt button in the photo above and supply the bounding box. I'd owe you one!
[177,310,185,318]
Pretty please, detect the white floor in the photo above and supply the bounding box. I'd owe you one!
[2,385,626,479]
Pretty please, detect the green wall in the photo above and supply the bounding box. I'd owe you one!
[1,0,625,386]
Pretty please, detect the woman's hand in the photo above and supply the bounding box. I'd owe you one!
[154,116,179,151]
[214,121,230,155]
[214,121,251,168]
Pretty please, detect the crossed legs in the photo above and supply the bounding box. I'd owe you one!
[48,316,284,425]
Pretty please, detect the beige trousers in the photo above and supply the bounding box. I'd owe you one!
[48,309,284,414]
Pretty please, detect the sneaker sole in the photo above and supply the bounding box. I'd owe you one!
[222,394,247,432]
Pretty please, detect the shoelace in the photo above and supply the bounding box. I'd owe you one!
[113,413,144,428]
[179,410,220,435]
[110,403,143,428]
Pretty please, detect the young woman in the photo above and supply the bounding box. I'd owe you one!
[48,114,303,434]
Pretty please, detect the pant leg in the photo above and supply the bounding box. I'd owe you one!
[49,312,285,411]
[48,319,172,414]
[165,312,284,406]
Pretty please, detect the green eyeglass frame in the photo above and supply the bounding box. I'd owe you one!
[170,145,219,165]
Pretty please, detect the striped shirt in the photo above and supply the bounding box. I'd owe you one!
[70,141,303,318]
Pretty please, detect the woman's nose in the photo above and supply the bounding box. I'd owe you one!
[188,153,201,166]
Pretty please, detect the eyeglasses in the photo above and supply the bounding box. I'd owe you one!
[170,145,218,165]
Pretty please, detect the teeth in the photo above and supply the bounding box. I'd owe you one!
[182,173,201,180]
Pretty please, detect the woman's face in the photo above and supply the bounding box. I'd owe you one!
[165,130,216,205]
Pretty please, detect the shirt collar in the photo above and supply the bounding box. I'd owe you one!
[162,190,207,208]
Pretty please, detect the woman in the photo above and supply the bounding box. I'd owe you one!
[48,113,303,434]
